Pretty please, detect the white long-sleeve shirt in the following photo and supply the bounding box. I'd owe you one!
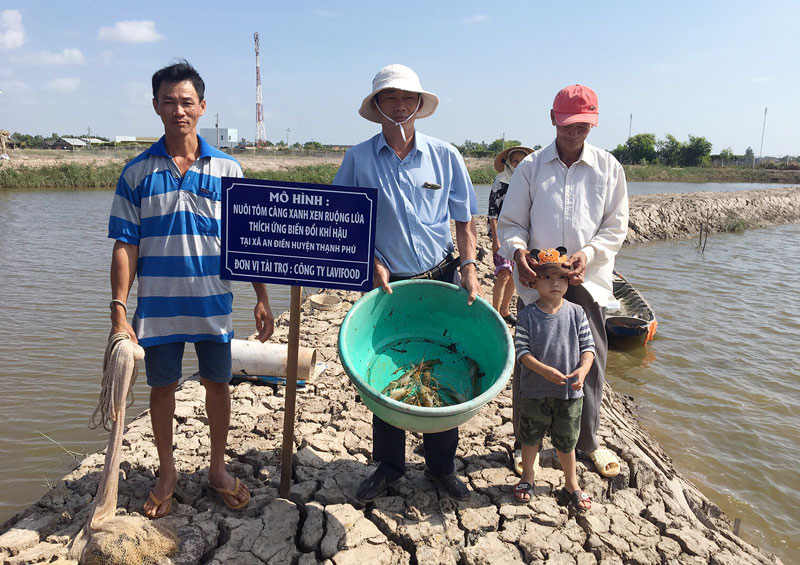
[497,140,628,306]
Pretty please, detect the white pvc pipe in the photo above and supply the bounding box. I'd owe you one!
[230,339,317,382]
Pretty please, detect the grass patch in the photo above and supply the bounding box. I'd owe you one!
[623,164,800,183]
[468,167,497,185]
[720,214,750,233]
[245,163,499,186]
[243,163,340,184]
[0,163,123,189]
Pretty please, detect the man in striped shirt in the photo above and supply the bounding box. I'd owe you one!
[108,60,274,518]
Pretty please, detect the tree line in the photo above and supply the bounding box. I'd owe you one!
[611,133,719,166]
[8,130,796,170]
[452,139,543,158]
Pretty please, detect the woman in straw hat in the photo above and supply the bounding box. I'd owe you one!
[489,146,534,326]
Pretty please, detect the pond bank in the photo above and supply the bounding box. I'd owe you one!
[0,206,786,564]
[626,186,800,243]
[3,149,800,188]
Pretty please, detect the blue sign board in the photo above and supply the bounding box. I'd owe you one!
[221,178,377,292]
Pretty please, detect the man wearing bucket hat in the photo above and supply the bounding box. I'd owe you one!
[497,84,628,478]
[334,64,480,502]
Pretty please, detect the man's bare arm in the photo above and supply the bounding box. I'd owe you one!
[110,240,139,342]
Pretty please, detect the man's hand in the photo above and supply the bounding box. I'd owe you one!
[567,250,587,286]
[492,239,500,255]
[514,248,538,288]
[251,283,274,342]
[373,258,392,294]
[459,264,482,305]
[253,301,274,342]
[110,314,138,344]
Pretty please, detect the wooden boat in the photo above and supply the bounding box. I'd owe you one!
[605,271,657,347]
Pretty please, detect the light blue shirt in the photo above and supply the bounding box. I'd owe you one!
[333,131,477,277]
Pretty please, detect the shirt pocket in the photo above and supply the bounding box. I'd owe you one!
[181,188,220,236]
[577,183,608,227]
[411,185,446,224]
[195,212,219,237]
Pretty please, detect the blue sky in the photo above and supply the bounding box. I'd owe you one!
[1,1,798,156]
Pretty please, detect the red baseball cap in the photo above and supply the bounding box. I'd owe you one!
[552,84,599,127]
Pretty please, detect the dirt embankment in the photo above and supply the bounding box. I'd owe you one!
[626,187,800,243]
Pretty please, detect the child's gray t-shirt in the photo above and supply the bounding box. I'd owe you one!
[515,301,596,400]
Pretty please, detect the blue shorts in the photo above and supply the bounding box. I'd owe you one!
[144,340,232,388]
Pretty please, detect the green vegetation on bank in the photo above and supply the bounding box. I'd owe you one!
[242,164,339,184]
[623,164,800,183]
[1,162,498,188]
[0,163,123,189]
[3,160,800,190]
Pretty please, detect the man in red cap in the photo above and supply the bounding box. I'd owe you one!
[497,84,628,478]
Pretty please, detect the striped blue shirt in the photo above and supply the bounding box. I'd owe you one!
[333,131,477,277]
[108,135,241,347]
[515,300,596,400]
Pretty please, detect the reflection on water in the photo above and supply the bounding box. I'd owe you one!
[0,187,797,563]
[607,342,657,385]
[610,223,800,562]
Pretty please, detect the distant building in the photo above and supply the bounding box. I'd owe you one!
[114,136,160,146]
[50,137,87,150]
[200,127,238,148]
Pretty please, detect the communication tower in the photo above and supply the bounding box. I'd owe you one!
[254,32,266,146]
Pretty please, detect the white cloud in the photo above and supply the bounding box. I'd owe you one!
[464,14,489,24]
[313,10,340,18]
[0,9,25,50]
[23,48,85,65]
[752,76,773,84]
[1,78,28,94]
[46,77,80,93]
[98,20,164,43]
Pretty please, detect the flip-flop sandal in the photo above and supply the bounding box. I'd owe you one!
[512,450,540,476]
[513,449,523,475]
[589,448,621,477]
[559,488,591,512]
[144,489,174,519]
[209,477,250,510]
[513,481,534,503]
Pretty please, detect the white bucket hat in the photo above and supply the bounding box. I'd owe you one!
[358,64,439,123]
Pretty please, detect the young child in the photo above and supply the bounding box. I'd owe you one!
[513,247,595,511]
[488,146,533,326]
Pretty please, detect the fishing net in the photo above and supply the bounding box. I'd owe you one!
[69,333,178,564]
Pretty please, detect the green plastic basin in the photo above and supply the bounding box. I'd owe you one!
[338,279,514,433]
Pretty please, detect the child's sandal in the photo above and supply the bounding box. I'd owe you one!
[514,481,534,503]
[559,487,591,511]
